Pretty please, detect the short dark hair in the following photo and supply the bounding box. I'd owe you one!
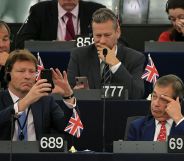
[166,0,184,13]
[5,49,38,72]
[154,74,184,99]
[92,8,118,30]
[0,20,11,36]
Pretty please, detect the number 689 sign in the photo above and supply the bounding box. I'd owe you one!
[39,135,65,152]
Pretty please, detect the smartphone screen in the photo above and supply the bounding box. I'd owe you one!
[40,69,55,89]
[75,76,89,89]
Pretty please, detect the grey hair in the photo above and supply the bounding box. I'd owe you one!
[92,8,118,30]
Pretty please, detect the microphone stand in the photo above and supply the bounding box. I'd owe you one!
[102,48,108,152]
[10,109,16,161]
[14,11,30,49]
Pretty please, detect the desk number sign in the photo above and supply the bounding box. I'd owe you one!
[76,36,94,47]
[168,136,184,153]
[39,135,65,152]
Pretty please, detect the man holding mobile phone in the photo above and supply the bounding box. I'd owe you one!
[0,49,76,141]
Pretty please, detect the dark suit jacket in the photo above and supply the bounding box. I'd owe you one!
[127,116,184,141]
[0,90,72,140]
[16,0,105,48]
[0,66,6,89]
[67,43,145,99]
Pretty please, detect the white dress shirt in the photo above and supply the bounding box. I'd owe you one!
[9,89,76,141]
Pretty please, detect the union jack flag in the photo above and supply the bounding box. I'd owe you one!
[141,54,159,84]
[64,108,83,138]
[36,52,44,81]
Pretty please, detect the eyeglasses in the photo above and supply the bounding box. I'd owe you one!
[168,14,184,22]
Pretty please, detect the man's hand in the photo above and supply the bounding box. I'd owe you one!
[18,79,51,111]
[161,95,183,124]
[51,68,75,104]
[97,45,120,67]
[0,52,9,66]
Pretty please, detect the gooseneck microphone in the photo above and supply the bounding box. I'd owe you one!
[102,48,108,152]
[14,11,31,49]
[10,108,16,161]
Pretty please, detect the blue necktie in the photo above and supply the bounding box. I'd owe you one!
[18,111,28,141]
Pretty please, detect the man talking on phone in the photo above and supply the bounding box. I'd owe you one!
[0,49,76,141]
[67,8,145,99]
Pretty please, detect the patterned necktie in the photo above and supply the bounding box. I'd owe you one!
[65,12,75,41]
[18,111,28,141]
[157,121,166,142]
[101,63,111,85]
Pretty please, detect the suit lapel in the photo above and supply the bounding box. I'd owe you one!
[31,100,43,140]
[88,45,101,88]
[116,43,126,65]
[79,1,88,35]
[141,118,155,141]
[50,1,58,39]
[2,90,14,107]
[170,122,176,136]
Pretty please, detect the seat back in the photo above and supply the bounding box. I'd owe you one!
[124,116,144,140]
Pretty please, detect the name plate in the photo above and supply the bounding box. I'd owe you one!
[113,140,167,153]
[75,35,94,47]
[168,136,184,153]
[39,135,66,152]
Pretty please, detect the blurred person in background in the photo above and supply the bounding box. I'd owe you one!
[0,21,10,89]
[158,0,184,41]
[15,0,105,48]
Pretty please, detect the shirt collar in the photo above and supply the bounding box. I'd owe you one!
[155,118,173,126]
[8,89,19,103]
[58,2,79,18]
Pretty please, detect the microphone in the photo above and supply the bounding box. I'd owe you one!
[102,48,108,57]
[14,11,31,49]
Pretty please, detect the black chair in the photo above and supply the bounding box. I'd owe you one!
[124,116,144,140]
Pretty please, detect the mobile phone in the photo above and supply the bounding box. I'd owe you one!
[75,76,89,89]
[40,69,55,90]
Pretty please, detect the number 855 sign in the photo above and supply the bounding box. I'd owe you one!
[76,36,94,47]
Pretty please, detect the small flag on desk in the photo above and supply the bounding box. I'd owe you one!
[141,54,159,84]
[64,108,83,138]
[36,52,44,81]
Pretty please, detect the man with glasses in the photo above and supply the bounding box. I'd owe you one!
[158,0,184,41]
[127,74,184,141]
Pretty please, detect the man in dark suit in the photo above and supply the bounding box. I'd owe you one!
[127,74,184,141]
[67,8,145,99]
[15,0,105,48]
[0,21,10,89]
[0,49,76,140]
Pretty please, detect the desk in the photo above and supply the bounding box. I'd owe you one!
[57,100,151,152]
[0,153,184,161]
